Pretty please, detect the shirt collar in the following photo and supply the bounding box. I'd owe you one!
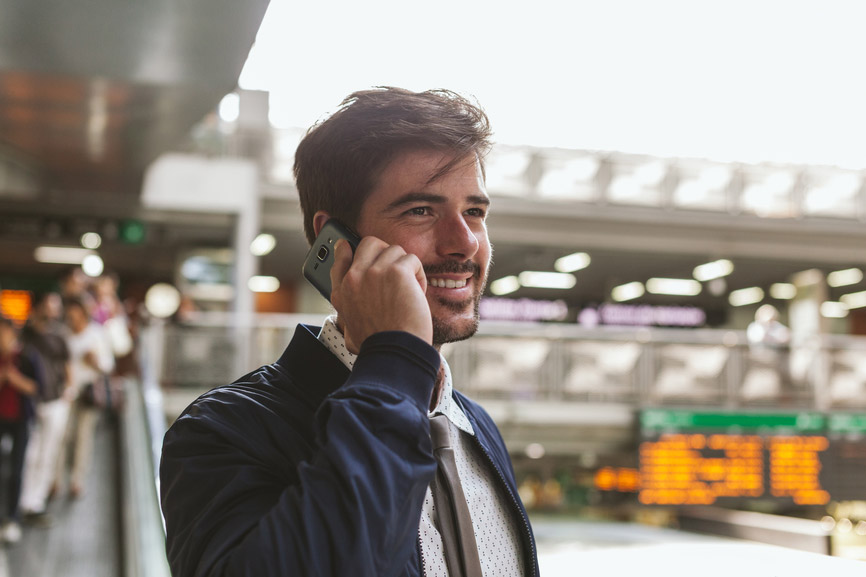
[316,316,474,436]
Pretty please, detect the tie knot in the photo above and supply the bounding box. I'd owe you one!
[430,414,451,451]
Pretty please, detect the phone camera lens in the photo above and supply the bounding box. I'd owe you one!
[316,246,329,262]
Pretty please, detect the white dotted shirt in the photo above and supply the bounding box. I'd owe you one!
[318,317,525,577]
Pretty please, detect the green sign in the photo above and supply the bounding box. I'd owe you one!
[119,219,146,244]
[641,409,826,433]
[828,414,866,434]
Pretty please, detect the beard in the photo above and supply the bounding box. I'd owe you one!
[425,259,488,346]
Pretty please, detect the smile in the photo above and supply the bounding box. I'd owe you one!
[428,277,468,289]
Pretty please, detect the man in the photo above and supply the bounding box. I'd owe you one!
[160,87,538,576]
[19,293,71,523]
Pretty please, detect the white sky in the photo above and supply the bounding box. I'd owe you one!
[240,0,866,168]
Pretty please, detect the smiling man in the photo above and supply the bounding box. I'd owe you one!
[160,88,538,577]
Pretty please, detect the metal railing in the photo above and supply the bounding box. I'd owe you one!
[118,328,172,577]
[152,314,866,413]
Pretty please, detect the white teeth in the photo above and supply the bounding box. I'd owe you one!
[429,278,467,288]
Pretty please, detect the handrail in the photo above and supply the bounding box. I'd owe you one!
[118,326,172,577]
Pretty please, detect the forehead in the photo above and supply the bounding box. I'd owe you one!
[366,150,485,203]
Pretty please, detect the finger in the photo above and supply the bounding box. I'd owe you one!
[330,239,354,291]
[349,236,389,271]
[397,253,427,293]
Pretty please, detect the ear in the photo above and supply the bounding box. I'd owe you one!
[312,211,332,238]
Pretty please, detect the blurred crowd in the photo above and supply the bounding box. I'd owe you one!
[0,267,136,545]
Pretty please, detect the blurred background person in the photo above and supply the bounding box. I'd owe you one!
[59,267,95,317]
[91,272,134,381]
[0,316,42,544]
[744,304,792,401]
[56,298,114,499]
[19,292,72,525]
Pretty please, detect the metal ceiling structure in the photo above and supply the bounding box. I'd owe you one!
[0,0,269,286]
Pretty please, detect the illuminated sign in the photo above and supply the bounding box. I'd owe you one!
[0,290,32,326]
[623,410,862,506]
[578,304,706,328]
[479,297,569,322]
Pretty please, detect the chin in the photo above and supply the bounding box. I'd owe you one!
[430,300,482,346]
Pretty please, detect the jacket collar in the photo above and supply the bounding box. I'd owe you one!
[275,324,351,408]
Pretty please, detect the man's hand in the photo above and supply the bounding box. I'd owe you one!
[330,237,432,354]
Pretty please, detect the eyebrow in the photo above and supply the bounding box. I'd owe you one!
[385,191,491,212]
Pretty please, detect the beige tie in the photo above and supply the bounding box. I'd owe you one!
[429,414,483,577]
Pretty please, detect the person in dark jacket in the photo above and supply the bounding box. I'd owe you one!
[0,316,42,544]
[160,87,539,577]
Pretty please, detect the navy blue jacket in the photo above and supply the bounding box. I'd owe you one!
[160,325,538,577]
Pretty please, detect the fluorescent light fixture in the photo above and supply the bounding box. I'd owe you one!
[645,278,701,296]
[250,233,277,256]
[80,232,102,249]
[490,275,520,296]
[554,252,591,273]
[820,301,849,318]
[518,271,576,289]
[611,281,645,302]
[34,246,94,264]
[827,267,863,288]
[770,283,797,300]
[81,254,104,277]
[693,259,734,282]
[248,275,280,293]
[729,286,765,307]
[841,290,866,309]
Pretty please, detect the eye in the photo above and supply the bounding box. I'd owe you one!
[406,206,431,216]
[465,207,487,218]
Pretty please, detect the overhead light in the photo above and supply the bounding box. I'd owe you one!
[218,92,240,123]
[34,246,94,265]
[821,301,849,319]
[645,278,702,296]
[81,254,104,277]
[729,286,764,307]
[611,281,645,302]
[145,283,181,319]
[518,271,576,290]
[250,233,277,256]
[490,275,520,296]
[700,165,733,190]
[248,275,280,293]
[525,443,546,459]
[634,161,667,187]
[841,290,866,309]
[693,259,734,282]
[80,232,102,250]
[828,268,863,288]
[554,252,591,273]
[770,283,797,300]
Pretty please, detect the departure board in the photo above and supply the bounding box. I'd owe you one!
[636,410,862,506]
[822,414,866,501]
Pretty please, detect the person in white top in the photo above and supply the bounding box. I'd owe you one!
[56,297,114,498]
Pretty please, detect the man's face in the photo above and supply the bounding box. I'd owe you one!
[355,150,492,345]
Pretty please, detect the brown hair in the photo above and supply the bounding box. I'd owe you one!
[293,87,493,244]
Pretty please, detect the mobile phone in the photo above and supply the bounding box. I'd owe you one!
[302,219,360,302]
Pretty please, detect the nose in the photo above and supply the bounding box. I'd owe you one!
[436,213,480,260]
